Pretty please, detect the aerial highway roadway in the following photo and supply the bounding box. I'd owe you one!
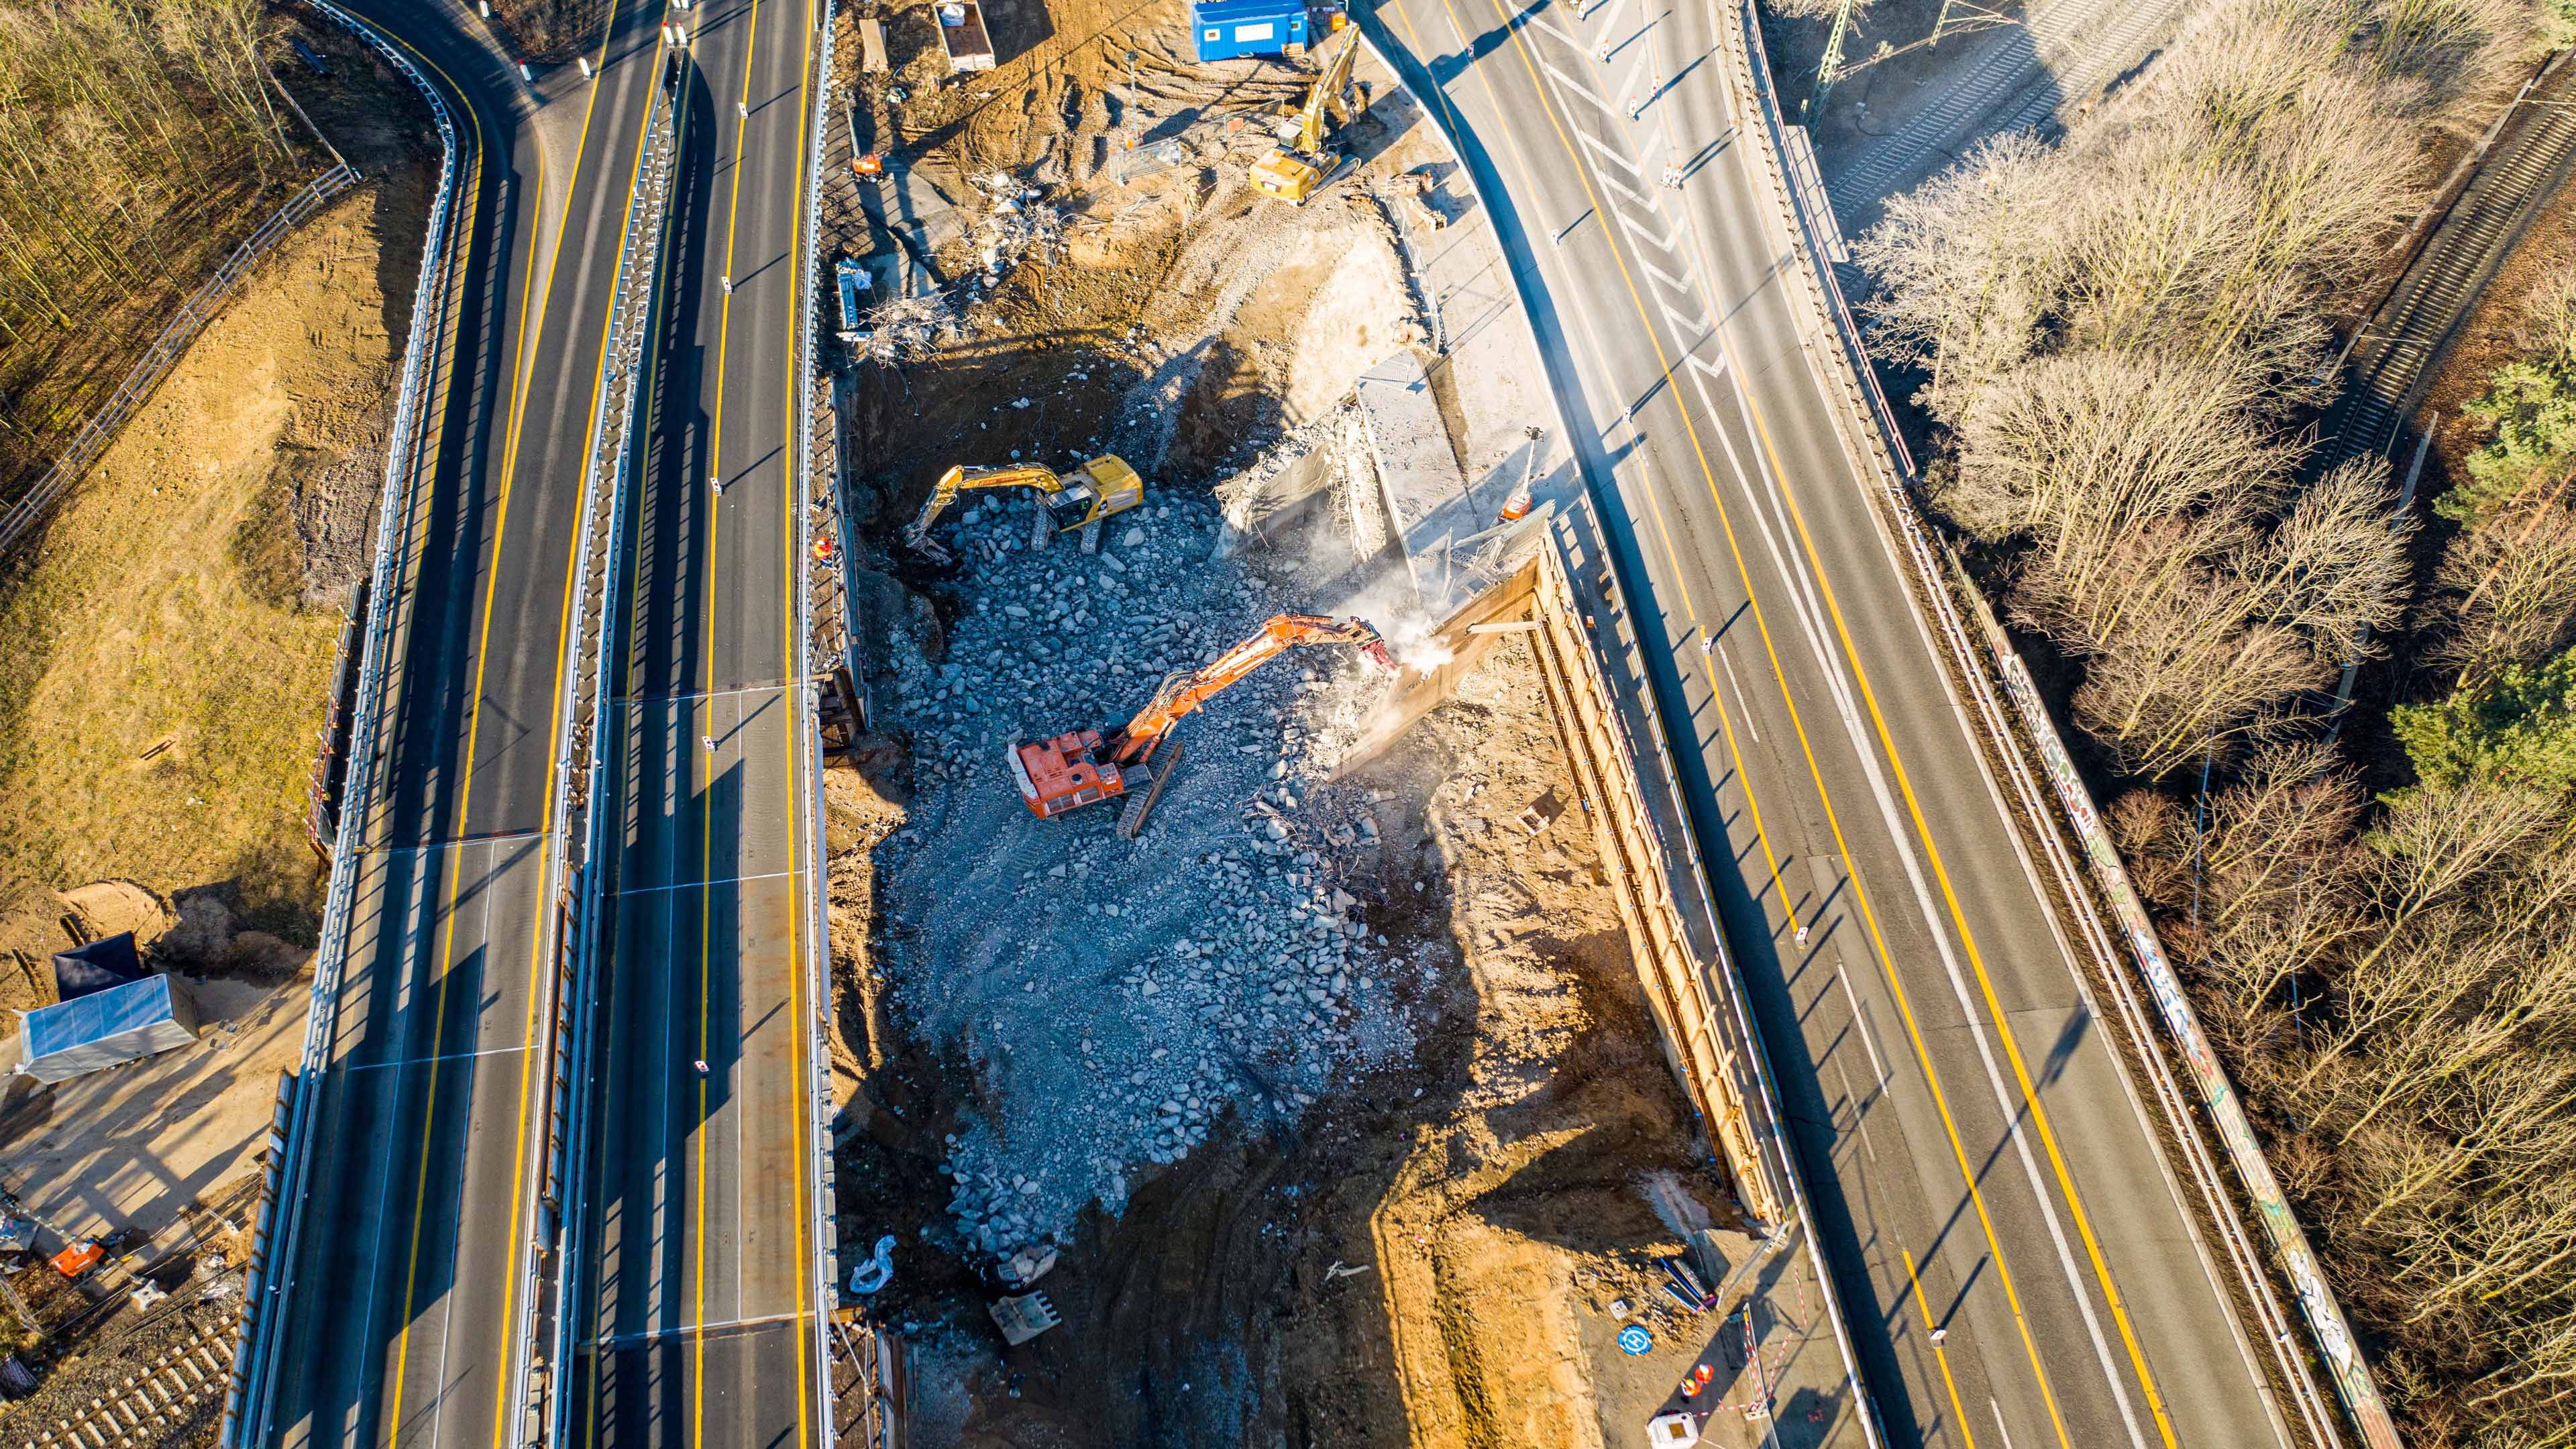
[260,2,667,1447]
[1358,2,2299,1446]
[570,0,830,1444]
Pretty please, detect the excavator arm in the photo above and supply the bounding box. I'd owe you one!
[1011,613,1394,829]
[1108,613,1394,766]
[904,455,1148,563]
[1293,32,1360,155]
[903,463,1067,561]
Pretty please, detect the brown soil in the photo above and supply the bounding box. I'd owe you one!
[833,0,1432,523]
[825,634,1766,1444]
[0,145,430,953]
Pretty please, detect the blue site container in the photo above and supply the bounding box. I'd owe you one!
[1191,0,1309,61]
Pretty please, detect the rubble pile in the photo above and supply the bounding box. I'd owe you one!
[858,292,963,363]
[875,486,1428,1263]
[969,171,1066,284]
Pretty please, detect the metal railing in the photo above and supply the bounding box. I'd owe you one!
[528,48,683,1448]
[219,3,464,1444]
[1346,20,1885,1441]
[1,163,359,558]
[1723,5,2398,1444]
[796,9,845,1442]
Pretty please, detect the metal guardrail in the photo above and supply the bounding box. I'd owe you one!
[0,163,360,558]
[1723,5,2399,1444]
[529,48,682,1448]
[219,3,464,1445]
[796,9,845,1442]
[1345,21,1885,1441]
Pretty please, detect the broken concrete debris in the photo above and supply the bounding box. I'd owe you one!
[877,484,1427,1263]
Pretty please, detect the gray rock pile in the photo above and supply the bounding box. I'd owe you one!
[876,486,1422,1263]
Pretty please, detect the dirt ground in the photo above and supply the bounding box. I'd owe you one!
[0,30,430,1421]
[0,27,432,964]
[816,3,1780,1437]
[0,976,306,1243]
[831,0,1440,521]
[831,632,1770,1446]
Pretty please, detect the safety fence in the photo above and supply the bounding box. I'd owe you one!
[219,2,463,1444]
[796,9,847,1444]
[530,48,683,1449]
[1720,5,2397,1444]
[0,162,360,559]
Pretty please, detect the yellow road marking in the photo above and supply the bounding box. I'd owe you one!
[378,28,551,1448]
[696,13,766,1448]
[489,22,670,1449]
[1907,1248,1984,1449]
[783,11,820,1449]
[377,14,636,1447]
[1384,0,2081,1436]
[585,50,696,1449]
[1707,210,2183,1449]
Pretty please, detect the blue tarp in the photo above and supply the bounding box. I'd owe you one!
[19,973,199,1084]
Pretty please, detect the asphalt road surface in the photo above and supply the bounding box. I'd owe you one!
[1358,3,2296,1445]
[264,3,666,1446]
[572,3,828,1446]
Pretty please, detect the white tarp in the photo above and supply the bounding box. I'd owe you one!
[16,973,200,1083]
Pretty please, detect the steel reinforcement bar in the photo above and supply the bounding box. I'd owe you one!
[0,162,359,558]
[220,3,464,1444]
[1721,3,2399,1443]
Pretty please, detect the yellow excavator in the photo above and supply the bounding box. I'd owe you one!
[1009,614,1395,838]
[903,455,1145,564]
[1250,33,1361,206]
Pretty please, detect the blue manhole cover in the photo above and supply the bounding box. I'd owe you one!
[1617,1324,1654,1356]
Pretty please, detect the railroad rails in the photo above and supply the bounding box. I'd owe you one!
[16,1312,240,1449]
[1825,0,2195,215]
[2318,57,2576,476]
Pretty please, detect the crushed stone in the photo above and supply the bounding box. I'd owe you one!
[875,484,1429,1263]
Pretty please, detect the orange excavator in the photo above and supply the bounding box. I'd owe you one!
[1009,614,1395,838]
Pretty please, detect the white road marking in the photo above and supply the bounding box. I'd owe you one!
[1538,58,1614,114]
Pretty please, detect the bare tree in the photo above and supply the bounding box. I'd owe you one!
[2420,499,2576,676]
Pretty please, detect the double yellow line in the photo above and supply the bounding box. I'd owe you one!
[1373,1,2180,1443]
[373,14,665,1449]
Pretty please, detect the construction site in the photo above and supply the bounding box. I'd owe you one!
[809,0,1825,1439]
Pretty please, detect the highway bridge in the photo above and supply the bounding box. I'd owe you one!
[236,2,831,1448]
[569,0,833,1443]
[1358,1,2312,1445]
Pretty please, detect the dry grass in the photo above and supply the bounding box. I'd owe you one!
[0,182,404,940]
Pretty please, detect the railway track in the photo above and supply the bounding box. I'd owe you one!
[15,1312,239,1449]
[2318,62,2576,476]
[1825,0,2196,215]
